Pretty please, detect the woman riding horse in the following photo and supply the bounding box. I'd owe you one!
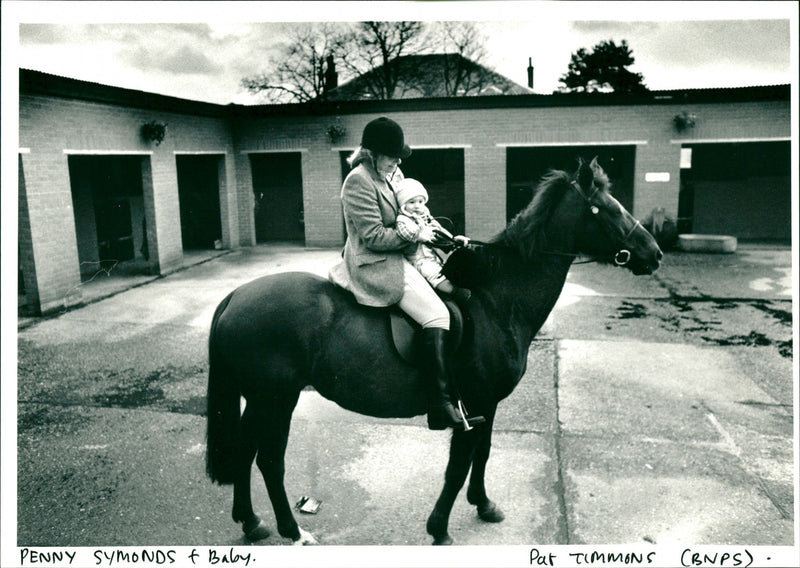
[328,117,484,431]
[206,153,663,544]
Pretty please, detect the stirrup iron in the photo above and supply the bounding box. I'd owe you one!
[457,399,473,431]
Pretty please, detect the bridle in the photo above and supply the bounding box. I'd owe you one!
[432,178,647,267]
[569,180,645,266]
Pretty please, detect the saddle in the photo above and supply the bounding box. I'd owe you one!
[389,296,465,366]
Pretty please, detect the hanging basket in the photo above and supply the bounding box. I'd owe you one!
[326,123,346,144]
[673,112,696,132]
[141,121,168,146]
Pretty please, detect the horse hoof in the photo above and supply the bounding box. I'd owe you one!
[478,501,505,523]
[243,519,270,541]
[293,527,318,545]
[432,535,454,546]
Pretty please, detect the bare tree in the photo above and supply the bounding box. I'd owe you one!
[335,21,426,99]
[241,23,347,103]
[241,21,498,103]
[426,21,493,96]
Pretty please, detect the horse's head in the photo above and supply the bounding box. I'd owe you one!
[572,158,662,275]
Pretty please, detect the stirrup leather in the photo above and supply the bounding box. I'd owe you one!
[457,400,473,431]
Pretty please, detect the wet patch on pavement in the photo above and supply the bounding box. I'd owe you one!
[751,300,793,325]
[89,365,209,414]
[92,369,168,408]
[702,331,792,359]
[602,298,793,359]
[19,363,209,416]
[18,404,94,433]
[612,301,648,320]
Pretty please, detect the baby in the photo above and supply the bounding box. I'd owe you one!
[395,178,472,303]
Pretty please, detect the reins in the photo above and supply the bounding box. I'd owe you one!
[432,235,600,265]
[431,178,644,268]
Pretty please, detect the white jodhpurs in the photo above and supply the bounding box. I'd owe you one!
[397,259,449,330]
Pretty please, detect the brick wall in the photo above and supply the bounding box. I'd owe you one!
[18,149,82,314]
[17,154,39,312]
[234,100,789,245]
[18,81,790,314]
[19,93,235,314]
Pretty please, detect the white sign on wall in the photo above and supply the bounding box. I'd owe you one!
[680,147,693,168]
[645,172,670,182]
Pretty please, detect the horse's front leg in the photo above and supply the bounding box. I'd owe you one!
[426,429,479,545]
[466,413,505,523]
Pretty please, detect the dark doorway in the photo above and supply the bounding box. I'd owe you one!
[95,198,134,261]
[506,146,636,222]
[68,155,146,278]
[400,149,466,236]
[678,141,791,242]
[340,149,466,236]
[176,155,223,250]
[251,152,305,243]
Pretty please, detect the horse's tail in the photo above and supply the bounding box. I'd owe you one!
[205,290,240,485]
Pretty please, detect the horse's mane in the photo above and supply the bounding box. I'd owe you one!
[495,161,611,263]
[442,170,571,287]
[494,169,572,262]
[443,160,611,287]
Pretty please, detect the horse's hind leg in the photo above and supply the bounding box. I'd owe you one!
[232,403,270,541]
[426,430,479,545]
[466,414,505,523]
[253,389,317,545]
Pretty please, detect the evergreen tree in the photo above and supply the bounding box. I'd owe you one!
[558,39,648,94]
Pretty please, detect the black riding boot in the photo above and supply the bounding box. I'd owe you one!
[422,328,485,431]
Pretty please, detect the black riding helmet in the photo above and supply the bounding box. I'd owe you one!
[360,117,412,159]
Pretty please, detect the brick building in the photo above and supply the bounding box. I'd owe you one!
[18,69,791,315]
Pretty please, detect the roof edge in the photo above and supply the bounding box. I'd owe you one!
[20,68,790,119]
[19,69,229,118]
[233,84,791,117]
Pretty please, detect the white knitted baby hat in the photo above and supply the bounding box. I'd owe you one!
[395,178,429,208]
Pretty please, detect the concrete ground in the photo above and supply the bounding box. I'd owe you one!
[9,243,797,564]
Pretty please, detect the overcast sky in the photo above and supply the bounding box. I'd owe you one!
[6,1,797,105]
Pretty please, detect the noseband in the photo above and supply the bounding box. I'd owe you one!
[571,180,644,267]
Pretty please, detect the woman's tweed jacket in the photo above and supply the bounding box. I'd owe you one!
[329,163,411,307]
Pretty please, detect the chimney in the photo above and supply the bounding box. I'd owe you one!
[324,54,338,92]
[527,57,534,90]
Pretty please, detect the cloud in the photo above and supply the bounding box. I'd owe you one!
[115,22,293,78]
[563,19,791,89]
[571,20,789,70]
[570,21,658,36]
[19,24,83,45]
[16,18,794,104]
[119,43,222,75]
[646,20,789,70]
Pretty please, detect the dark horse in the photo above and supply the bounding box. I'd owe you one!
[206,157,662,545]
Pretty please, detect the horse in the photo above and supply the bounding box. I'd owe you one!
[205,157,663,545]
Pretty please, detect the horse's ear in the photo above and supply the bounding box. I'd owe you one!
[577,157,593,190]
[588,156,611,190]
[589,156,606,176]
